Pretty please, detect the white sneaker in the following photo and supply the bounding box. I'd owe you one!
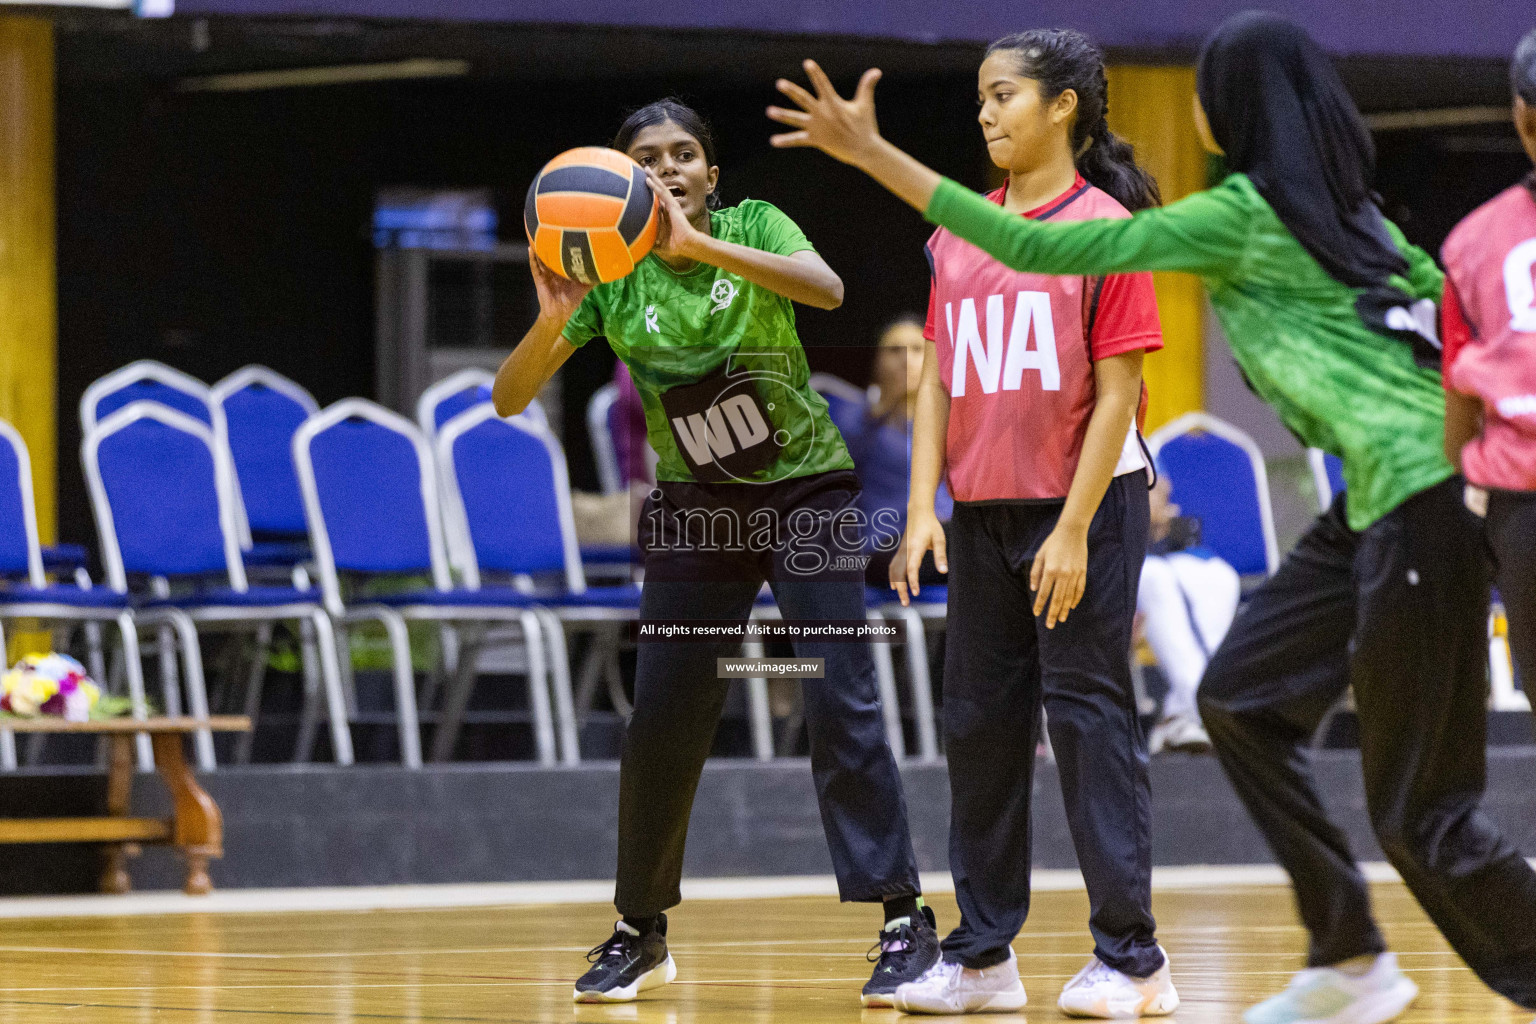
[1149,713,1212,755]
[1058,947,1179,1019]
[893,947,1028,1015]
[1243,952,1418,1024]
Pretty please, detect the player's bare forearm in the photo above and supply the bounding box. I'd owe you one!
[1058,350,1145,535]
[853,137,944,218]
[494,317,576,416]
[689,237,843,308]
[907,340,949,515]
[1443,388,1483,472]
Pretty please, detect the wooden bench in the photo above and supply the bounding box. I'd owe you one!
[0,716,251,895]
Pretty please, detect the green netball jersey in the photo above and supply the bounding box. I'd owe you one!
[926,172,1451,530]
[562,199,855,484]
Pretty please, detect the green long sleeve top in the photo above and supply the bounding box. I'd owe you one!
[926,172,1451,530]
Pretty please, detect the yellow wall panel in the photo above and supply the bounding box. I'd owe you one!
[0,17,56,662]
[1104,65,1205,430]
[0,17,56,545]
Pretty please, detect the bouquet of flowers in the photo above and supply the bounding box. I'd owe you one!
[1,653,118,721]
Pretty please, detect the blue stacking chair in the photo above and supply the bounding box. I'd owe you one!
[1149,412,1280,579]
[436,404,640,764]
[84,402,351,769]
[417,368,497,439]
[0,420,154,771]
[1307,448,1347,511]
[81,360,253,552]
[294,398,556,768]
[416,368,549,439]
[212,366,319,568]
[416,370,552,581]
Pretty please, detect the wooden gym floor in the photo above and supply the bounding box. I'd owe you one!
[0,882,1528,1023]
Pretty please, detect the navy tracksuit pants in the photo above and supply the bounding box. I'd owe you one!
[1199,478,1536,1008]
[939,473,1165,979]
[1488,489,1536,721]
[614,473,921,917]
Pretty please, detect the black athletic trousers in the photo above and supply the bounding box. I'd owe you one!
[939,473,1164,979]
[1487,489,1536,718]
[1199,477,1536,1008]
[614,473,921,918]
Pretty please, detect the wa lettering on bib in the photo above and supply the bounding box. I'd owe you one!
[925,180,1161,503]
[946,291,1061,396]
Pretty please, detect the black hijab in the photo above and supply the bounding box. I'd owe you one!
[1197,12,1440,364]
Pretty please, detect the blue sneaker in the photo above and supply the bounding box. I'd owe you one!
[1244,952,1417,1024]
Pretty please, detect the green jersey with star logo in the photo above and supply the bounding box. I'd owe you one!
[562,199,855,484]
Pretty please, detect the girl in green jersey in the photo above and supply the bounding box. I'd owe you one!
[494,100,937,1007]
[769,13,1536,1022]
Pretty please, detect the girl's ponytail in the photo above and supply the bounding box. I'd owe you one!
[986,29,1162,212]
[1078,117,1161,213]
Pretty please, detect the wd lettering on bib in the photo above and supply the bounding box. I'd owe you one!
[671,396,771,464]
[660,369,783,482]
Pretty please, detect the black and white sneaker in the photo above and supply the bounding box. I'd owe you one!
[862,905,941,1007]
[572,916,676,1003]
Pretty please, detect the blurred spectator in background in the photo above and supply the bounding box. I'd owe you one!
[841,315,953,588]
[1137,473,1239,754]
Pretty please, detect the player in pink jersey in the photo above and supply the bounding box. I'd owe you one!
[883,30,1178,1018]
[1443,28,1536,732]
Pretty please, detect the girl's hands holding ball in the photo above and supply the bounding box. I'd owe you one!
[643,168,706,262]
[528,249,592,325]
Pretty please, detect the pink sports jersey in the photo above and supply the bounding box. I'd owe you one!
[924,176,1163,502]
[1442,178,1536,492]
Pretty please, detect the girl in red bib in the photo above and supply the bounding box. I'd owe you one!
[888,30,1176,1017]
[1443,29,1536,730]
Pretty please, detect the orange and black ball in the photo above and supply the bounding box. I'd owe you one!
[524,147,660,285]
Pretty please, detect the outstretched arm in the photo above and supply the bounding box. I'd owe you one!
[767,60,1247,279]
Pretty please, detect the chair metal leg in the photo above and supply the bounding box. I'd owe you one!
[867,610,905,761]
[156,624,184,718]
[164,611,216,770]
[571,625,615,720]
[517,611,556,767]
[535,609,580,765]
[305,611,353,765]
[365,609,422,768]
[740,638,774,762]
[293,620,323,764]
[335,622,359,717]
[236,623,274,764]
[890,605,939,762]
[603,647,631,718]
[84,621,108,685]
[421,623,458,715]
[116,613,154,771]
[429,624,480,764]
